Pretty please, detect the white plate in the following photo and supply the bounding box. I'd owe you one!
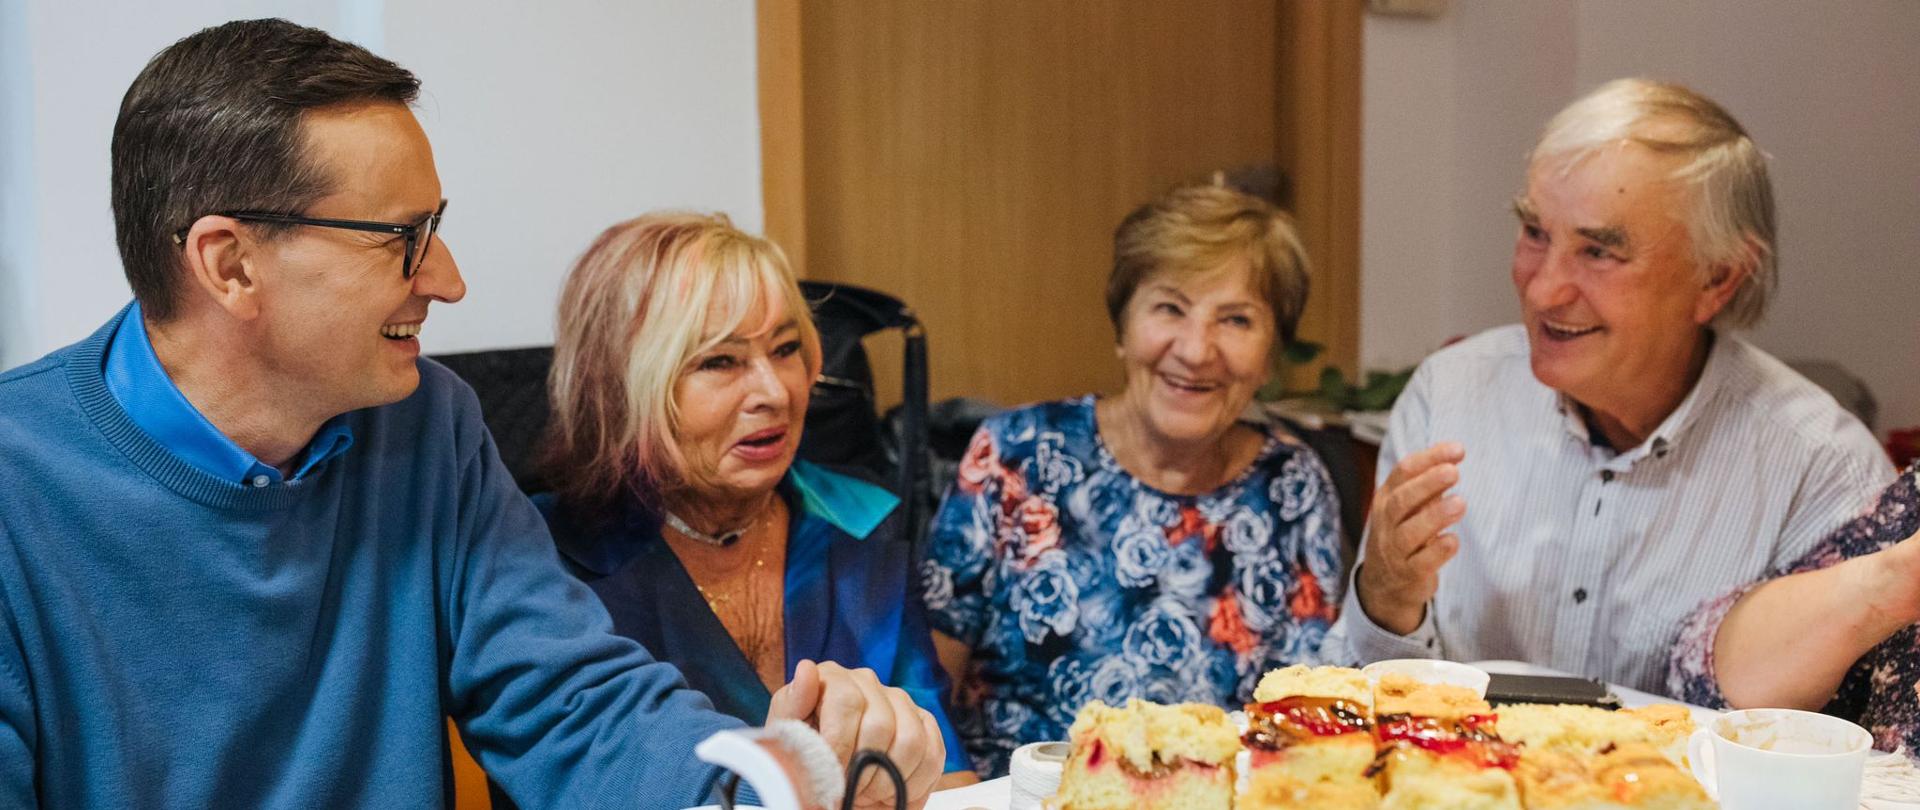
[1363,658,1491,696]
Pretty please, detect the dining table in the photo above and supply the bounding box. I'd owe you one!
[922,659,1920,810]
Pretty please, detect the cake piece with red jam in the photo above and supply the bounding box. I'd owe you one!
[1051,699,1239,810]
[1369,674,1522,810]
[1241,665,1381,809]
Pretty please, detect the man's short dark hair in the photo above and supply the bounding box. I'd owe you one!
[111,18,419,321]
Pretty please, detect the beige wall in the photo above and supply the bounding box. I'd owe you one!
[1362,0,1920,437]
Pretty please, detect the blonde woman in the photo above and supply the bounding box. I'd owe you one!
[537,212,974,790]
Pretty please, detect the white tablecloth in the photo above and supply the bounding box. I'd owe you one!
[925,777,1011,810]
[924,659,1920,810]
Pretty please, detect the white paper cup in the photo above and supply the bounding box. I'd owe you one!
[1360,659,1491,697]
[1686,707,1871,810]
[1008,741,1068,810]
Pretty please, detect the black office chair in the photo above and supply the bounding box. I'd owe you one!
[795,280,931,554]
[429,346,555,493]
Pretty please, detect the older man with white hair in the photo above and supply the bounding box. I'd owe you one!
[1335,78,1895,694]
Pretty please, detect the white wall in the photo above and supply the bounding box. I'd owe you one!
[0,0,762,369]
[1361,0,1581,372]
[0,0,36,366]
[1362,0,1920,437]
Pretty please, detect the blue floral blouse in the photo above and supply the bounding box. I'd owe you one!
[921,396,1347,777]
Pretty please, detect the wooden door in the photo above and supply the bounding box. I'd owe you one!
[760,0,1361,407]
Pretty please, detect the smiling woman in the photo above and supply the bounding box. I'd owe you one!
[921,182,1352,778]
[529,212,975,793]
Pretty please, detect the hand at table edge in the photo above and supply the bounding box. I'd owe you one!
[768,659,945,810]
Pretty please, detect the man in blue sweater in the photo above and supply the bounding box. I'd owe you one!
[0,19,941,810]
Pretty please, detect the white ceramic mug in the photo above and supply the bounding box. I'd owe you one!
[1686,707,1871,810]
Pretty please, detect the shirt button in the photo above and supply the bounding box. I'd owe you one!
[1573,587,1589,604]
[251,474,270,488]
[1600,470,1615,483]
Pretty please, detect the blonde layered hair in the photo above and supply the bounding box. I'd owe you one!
[1529,78,1778,329]
[544,212,821,515]
[1106,182,1312,348]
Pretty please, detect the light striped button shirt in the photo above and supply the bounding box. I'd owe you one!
[1332,325,1894,694]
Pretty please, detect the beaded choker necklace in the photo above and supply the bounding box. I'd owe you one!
[663,510,747,547]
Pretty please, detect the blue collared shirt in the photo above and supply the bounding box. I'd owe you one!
[102,301,353,488]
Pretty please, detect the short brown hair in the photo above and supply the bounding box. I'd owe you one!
[1106,182,1312,347]
[112,18,419,321]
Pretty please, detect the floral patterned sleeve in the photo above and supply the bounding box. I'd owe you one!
[1668,466,1920,712]
[920,425,1010,648]
[1272,449,1350,667]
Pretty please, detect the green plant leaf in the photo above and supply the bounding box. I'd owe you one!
[1353,368,1414,412]
[1261,354,1415,413]
[1282,340,1324,365]
[1317,366,1354,406]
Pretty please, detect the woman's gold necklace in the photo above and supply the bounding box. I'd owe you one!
[676,510,784,677]
[671,500,778,612]
[691,556,769,610]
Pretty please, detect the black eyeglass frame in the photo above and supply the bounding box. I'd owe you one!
[172,199,448,280]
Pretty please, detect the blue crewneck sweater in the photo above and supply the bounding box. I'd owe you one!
[0,306,744,809]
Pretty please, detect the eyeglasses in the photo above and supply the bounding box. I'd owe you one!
[173,199,448,280]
